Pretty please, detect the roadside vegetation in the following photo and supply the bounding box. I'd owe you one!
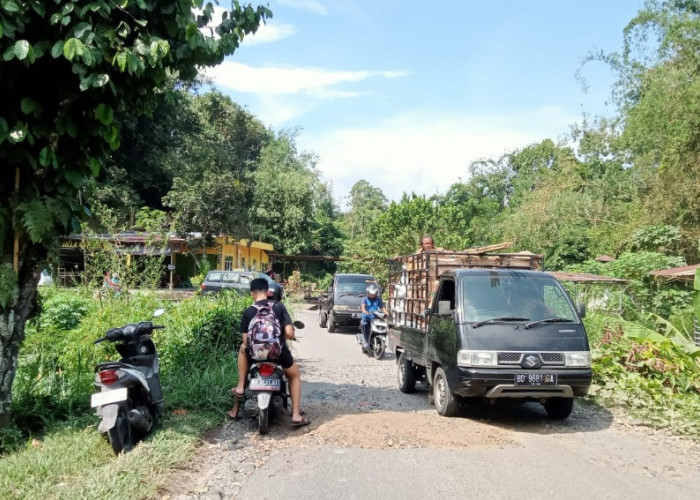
[0,290,251,498]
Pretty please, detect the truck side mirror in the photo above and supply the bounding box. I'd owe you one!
[421,308,430,318]
[437,301,451,315]
[577,303,586,318]
[327,286,333,294]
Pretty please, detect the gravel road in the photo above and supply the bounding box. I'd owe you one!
[160,303,700,500]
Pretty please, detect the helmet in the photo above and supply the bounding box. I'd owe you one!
[366,285,379,296]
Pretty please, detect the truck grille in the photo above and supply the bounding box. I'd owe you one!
[497,352,565,366]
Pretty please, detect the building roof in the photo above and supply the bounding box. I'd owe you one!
[547,271,628,284]
[595,255,616,262]
[649,263,700,281]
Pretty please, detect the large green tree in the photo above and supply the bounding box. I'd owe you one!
[0,0,270,427]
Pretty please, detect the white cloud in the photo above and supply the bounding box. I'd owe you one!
[297,108,578,204]
[242,23,297,46]
[278,0,328,16]
[204,62,403,98]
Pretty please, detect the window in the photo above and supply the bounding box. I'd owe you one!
[224,256,233,271]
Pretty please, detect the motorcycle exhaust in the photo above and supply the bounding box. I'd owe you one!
[128,409,152,432]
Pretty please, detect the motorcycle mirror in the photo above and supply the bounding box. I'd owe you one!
[153,308,165,317]
[293,320,305,329]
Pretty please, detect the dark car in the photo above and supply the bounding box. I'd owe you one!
[201,271,284,301]
[318,273,379,332]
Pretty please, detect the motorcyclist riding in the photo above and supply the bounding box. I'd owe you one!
[361,285,387,348]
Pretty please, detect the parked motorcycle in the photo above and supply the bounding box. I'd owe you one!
[91,309,165,454]
[356,311,387,359]
[243,320,304,434]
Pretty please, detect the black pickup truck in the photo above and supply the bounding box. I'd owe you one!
[387,252,591,419]
[318,273,378,333]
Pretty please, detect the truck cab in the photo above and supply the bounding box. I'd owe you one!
[388,252,591,419]
[318,273,378,333]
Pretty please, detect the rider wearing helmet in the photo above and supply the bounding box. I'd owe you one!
[360,284,387,348]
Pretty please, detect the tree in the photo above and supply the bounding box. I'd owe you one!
[248,130,320,255]
[591,0,700,261]
[345,180,388,239]
[0,0,271,427]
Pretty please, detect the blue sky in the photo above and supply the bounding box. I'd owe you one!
[204,0,647,205]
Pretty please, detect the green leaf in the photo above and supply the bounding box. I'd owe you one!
[51,40,64,58]
[39,147,53,167]
[20,98,42,117]
[50,13,62,25]
[14,39,30,60]
[95,103,114,125]
[63,169,84,188]
[61,15,71,26]
[88,157,101,176]
[0,116,7,133]
[2,44,14,61]
[116,51,127,71]
[92,73,109,87]
[1,0,20,13]
[73,22,91,38]
[8,124,26,143]
[0,22,3,38]
[63,38,85,61]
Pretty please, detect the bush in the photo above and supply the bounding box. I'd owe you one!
[40,292,94,331]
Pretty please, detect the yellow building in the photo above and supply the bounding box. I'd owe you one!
[203,236,274,271]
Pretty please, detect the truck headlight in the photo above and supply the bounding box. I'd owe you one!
[457,350,498,367]
[333,305,348,311]
[565,351,591,367]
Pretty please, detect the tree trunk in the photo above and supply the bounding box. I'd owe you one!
[0,241,40,429]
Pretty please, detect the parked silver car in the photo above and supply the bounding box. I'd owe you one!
[200,271,283,300]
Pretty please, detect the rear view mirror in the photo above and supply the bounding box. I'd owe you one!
[327,286,333,294]
[437,301,451,315]
[577,303,586,318]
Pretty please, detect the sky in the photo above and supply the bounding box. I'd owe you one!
[203,0,648,206]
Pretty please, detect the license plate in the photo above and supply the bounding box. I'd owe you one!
[249,378,280,391]
[514,373,557,386]
[90,387,128,407]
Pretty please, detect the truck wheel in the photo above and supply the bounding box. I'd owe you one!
[327,314,336,333]
[318,309,327,328]
[433,367,459,417]
[397,352,417,393]
[544,397,574,420]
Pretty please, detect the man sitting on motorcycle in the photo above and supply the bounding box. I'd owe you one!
[360,284,387,349]
[229,278,310,426]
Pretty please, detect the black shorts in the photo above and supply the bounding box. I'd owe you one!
[245,344,294,369]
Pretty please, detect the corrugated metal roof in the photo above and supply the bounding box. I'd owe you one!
[649,263,700,279]
[548,271,628,284]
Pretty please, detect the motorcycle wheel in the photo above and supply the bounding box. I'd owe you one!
[258,407,269,434]
[372,337,385,359]
[108,406,134,454]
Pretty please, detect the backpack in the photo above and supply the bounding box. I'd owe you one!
[248,301,283,361]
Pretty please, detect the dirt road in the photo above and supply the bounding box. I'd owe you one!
[162,305,700,500]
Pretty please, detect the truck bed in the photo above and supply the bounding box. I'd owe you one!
[388,251,543,331]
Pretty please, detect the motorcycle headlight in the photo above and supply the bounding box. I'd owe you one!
[565,351,591,367]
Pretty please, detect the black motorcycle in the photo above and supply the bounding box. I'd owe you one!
[242,320,304,434]
[356,311,387,359]
[91,309,165,454]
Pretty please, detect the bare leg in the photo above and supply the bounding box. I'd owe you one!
[228,347,247,418]
[284,362,303,422]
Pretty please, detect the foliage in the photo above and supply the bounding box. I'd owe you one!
[39,291,93,331]
[4,290,250,453]
[586,312,700,438]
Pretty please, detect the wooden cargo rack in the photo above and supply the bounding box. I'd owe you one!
[388,251,543,331]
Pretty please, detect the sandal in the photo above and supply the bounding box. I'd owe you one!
[291,416,311,427]
[228,388,245,420]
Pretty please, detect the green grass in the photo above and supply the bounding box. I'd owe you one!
[0,412,218,499]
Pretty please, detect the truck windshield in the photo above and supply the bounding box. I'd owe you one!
[337,278,376,295]
[461,275,577,324]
